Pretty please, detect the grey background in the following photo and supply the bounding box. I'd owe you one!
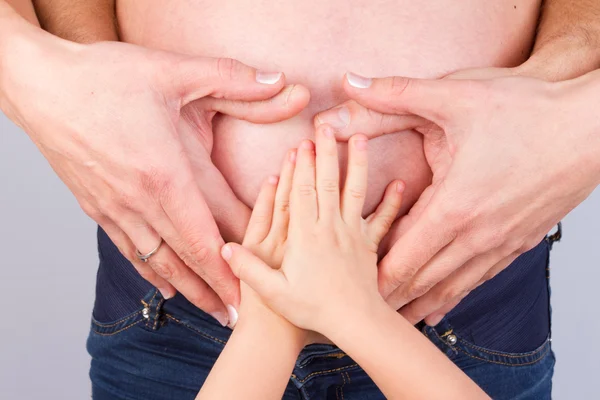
[1,112,598,399]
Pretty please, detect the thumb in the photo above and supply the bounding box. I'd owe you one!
[343,72,475,125]
[314,100,428,141]
[163,55,288,106]
[221,243,286,301]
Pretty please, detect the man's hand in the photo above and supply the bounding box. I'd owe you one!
[315,69,600,326]
[1,27,309,326]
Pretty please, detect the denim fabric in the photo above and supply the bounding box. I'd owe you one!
[90,225,558,399]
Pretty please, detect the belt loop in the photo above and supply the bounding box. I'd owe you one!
[545,222,562,249]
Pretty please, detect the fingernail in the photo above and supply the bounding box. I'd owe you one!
[301,140,314,150]
[354,137,368,150]
[289,150,297,163]
[396,181,405,193]
[227,305,239,328]
[268,175,279,185]
[427,314,444,327]
[317,107,350,129]
[346,72,372,89]
[256,71,282,84]
[221,244,232,261]
[158,287,174,300]
[322,125,334,138]
[210,311,229,327]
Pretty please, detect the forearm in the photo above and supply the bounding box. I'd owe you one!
[33,0,118,43]
[4,0,37,25]
[520,0,600,81]
[327,299,489,400]
[196,320,304,400]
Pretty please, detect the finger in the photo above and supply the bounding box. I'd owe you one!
[165,56,288,105]
[423,297,463,327]
[342,72,472,124]
[366,180,405,247]
[180,129,251,244]
[341,134,369,224]
[148,168,241,312]
[221,243,286,303]
[315,124,341,219]
[424,254,517,326]
[118,216,230,326]
[269,149,297,240]
[98,219,175,300]
[398,250,506,325]
[314,100,428,141]
[244,175,279,245]
[378,197,455,299]
[204,84,311,124]
[290,140,317,227]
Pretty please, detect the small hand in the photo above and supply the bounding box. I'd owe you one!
[317,70,600,326]
[221,124,404,335]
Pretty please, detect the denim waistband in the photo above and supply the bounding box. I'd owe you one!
[93,225,556,354]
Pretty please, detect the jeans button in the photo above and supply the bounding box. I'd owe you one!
[446,334,457,345]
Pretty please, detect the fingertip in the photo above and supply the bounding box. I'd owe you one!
[255,71,284,85]
[350,134,369,151]
[221,243,233,261]
[285,84,311,111]
[300,139,314,151]
[267,175,279,185]
[395,180,405,194]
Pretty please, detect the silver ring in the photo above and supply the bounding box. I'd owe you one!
[135,238,164,263]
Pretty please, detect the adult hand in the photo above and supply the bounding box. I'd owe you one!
[2,32,309,326]
[315,69,600,326]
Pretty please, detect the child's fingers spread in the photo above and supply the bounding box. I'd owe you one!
[366,180,405,246]
[269,149,297,239]
[291,140,317,226]
[341,134,369,225]
[221,243,285,303]
[315,124,341,219]
[244,176,279,245]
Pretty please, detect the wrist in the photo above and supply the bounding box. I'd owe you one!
[517,34,600,82]
[235,314,306,354]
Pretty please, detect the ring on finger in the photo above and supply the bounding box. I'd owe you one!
[135,238,164,263]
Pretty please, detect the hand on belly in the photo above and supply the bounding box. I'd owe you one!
[211,110,432,218]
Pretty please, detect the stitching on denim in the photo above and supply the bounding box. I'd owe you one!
[91,320,143,336]
[345,372,351,383]
[91,310,143,328]
[164,314,227,345]
[153,297,164,330]
[460,338,549,358]
[455,342,550,367]
[292,364,358,384]
[340,371,347,400]
[300,386,311,400]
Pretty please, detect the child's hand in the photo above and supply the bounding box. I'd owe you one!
[222,124,404,336]
[234,149,303,337]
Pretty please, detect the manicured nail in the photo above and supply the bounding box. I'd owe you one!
[396,181,405,193]
[268,175,279,185]
[256,71,282,84]
[354,137,368,150]
[227,305,239,328]
[158,287,174,300]
[221,244,232,261]
[210,311,229,327]
[289,150,297,163]
[301,140,314,150]
[346,72,372,89]
[322,125,334,138]
[317,107,350,129]
[427,314,444,327]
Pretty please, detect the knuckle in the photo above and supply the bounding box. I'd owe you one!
[275,199,290,213]
[389,76,411,97]
[319,179,339,193]
[150,259,177,281]
[216,57,238,81]
[407,278,433,300]
[297,184,317,197]
[184,239,218,269]
[347,187,366,200]
[138,166,172,197]
[80,202,103,222]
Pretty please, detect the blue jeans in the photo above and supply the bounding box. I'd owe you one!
[88,230,557,399]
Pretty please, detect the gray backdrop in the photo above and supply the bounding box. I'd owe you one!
[1,112,598,399]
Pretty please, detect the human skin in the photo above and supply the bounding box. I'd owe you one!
[197,130,404,399]
[0,0,312,327]
[221,124,489,399]
[20,0,600,323]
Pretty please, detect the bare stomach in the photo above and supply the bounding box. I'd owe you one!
[117,0,540,215]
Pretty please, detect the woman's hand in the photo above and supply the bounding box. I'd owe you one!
[0,27,309,326]
[221,124,404,335]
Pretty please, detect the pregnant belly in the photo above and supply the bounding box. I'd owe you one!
[212,109,430,215]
